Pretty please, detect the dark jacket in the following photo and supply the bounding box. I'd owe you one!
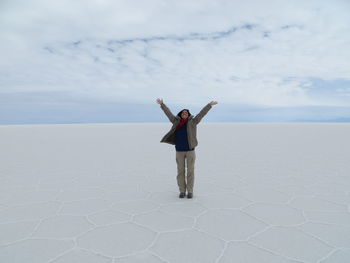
[175,121,193,151]
[160,103,212,149]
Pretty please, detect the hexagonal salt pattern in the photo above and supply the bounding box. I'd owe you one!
[150,230,224,263]
[243,203,306,226]
[234,186,293,204]
[159,202,207,217]
[315,193,350,206]
[87,210,131,225]
[218,242,301,263]
[1,123,350,262]
[0,221,38,246]
[249,226,333,262]
[59,199,114,215]
[51,249,113,263]
[0,239,74,263]
[289,196,347,211]
[0,202,61,223]
[2,189,60,206]
[55,188,106,202]
[115,252,166,263]
[196,193,252,209]
[77,223,156,257]
[319,249,350,263]
[196,209,267,241]
[111,200,159,215]
[303,211,350,226]
[298,222,350,248]
[31,215,94,238]
[133,210,194,232]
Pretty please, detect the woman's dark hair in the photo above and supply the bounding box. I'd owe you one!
[177,109,191,117]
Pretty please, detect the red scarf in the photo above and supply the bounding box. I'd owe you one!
[176,119,187,130]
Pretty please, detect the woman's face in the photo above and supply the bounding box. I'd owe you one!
[181,110,189,119]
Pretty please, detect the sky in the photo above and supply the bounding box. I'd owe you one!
[1,0,350,124]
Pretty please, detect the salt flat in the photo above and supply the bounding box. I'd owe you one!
[0,123,349,263]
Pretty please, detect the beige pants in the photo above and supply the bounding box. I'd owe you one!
[176,150,196,193]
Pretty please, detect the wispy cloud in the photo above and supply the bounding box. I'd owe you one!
[1,0,350,123]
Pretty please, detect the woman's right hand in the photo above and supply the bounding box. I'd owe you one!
[156,98,163,104]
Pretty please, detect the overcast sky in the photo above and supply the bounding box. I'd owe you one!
[1,0,350,124]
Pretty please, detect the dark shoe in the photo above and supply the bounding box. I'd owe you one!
[187,193,193,199]
[179,192,186,198]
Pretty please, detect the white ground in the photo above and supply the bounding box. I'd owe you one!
[0,123,350,263]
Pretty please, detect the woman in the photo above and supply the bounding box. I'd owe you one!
[156,98,218,198]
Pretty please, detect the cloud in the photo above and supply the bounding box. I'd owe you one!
[0,0,350,124]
